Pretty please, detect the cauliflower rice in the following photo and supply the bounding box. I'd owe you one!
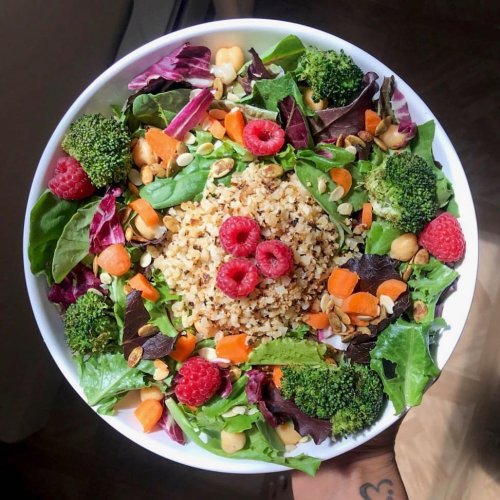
[154,163,339,338]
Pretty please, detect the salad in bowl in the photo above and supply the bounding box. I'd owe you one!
[25,20,474,476]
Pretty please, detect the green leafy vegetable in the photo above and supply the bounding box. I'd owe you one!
[260,34,306,71]
[109,276,127,342]
[132,89,191,128]
[286,323,310,339]
[365,220,402,255]
[370,319,440,414]
[407,257,458,324]
[249,338,326,365]
[28,190,79,281]
[223,411,263,433]
[52,200,100,283]
[77,352,150,412]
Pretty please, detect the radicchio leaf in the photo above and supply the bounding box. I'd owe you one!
[128,43,213,91]
[159,405,185,444]
[246,369,267,404]
[47,263,102,309]
[164,88,214,140]
[308,72,379,144]
[219,368,233,399]
[392,88,417,140]
[278,96,311,149]
[238,47,276,94]
[263,384,331,444]
[89,189,125,254]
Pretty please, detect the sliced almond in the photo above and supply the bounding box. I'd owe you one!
[138,324,158,337]
[335,134,344,147]
[346,134,366,148]
[153,359,170,380]
[413,300,428,323]
[92,255,99,276]
[328,312,343,333]
[140,165,154,185]
[413,248,430,265]
[320,293,335,313]
[329,186,345,202]
[127,346,143,368]
[402,264,413,282]
[317,177,327,194]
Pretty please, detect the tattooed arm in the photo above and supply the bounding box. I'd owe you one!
[292,424,407,500]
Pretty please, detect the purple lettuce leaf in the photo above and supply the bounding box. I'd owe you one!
[392,88,417,140]
[159,404,185,444]
[238,47,276,94]
[345,340,377,364]
[308,72,379,143]
[219,368,233,399]
[258,400,280,428]
[89,189,125,254]
[263,384,332,444]
[246,368,267,404]
[47,263,102,309]
[164,88,214,140]
[278,96,311,149]
[128,43,213,91]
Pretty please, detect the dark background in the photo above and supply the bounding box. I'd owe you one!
[1,0,498,498]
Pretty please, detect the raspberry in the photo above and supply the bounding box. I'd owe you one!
[48,156,96,200]
[243,119,285,156]
[174,357,222,407]
[217,258,259,298]
[419,212,466,263]
[255,240,294,278]
[219,216,261,257]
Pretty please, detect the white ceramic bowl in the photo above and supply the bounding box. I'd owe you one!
[23,18,478,474]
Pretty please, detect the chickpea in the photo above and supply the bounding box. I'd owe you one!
[215,46,245,72]
[276,421,302,445]
[390,233,419,261]
[303,88,328,111]
[220,430,246,454]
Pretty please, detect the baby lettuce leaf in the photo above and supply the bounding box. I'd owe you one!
[365,220,402,255]
[132,89,191,128]
[342,163,368,211]
[249,338,326,365]
[76,352,150,411]
[239,73,313,116]
[260,35,306,71]
[278,96,311,149]
[406,257,458,324]
[28,190,79,281]
[52,199,100,283]
[166,398,321,476]
[370,319,440,414]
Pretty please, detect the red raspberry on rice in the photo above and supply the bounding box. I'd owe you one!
[219,216,261,257]
[243,119,285,156]
[217,258,259,298]
[255,240,294,279]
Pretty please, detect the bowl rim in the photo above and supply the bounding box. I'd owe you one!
[23,18,478,474]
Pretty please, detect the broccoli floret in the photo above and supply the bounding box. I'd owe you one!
[62,113,131,188]
[281,363,384,437]
[365,152,438,233]
[295,46,364,106]
[63,291,118,354]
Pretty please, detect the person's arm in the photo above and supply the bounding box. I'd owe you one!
[292,424,407,500]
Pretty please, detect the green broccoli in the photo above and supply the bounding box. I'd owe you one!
[63,291,118,354]
[295,46,364,106]
[365,152,438,233]
[62,113,131,188]
[281,362,384,437]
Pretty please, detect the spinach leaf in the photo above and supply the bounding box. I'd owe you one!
[294,162,349,242]
[260,34,306,71]
[240,73,313,116]
[28,190,79,281]
[343,163,368,211]
[249,338,326,365]
[77,352,150,411]
[370,319,440,414]
[201,376,249,418]
[52,200,100,283]
[132,89,191,128]
[365,220,402,255]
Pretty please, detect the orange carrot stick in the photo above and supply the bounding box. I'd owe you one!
[224,108,245,145]
[97,244,131,276]
[365,109,382,136]
[134,399,163,433]
[208,119,226,140]
[145,128,179,162]
[129,198,160,227]
[215,334,251,364]
[342,292,379,317]
[272,366,283,389]
[330,168,352,196]
[128,273,160,302]
[303,312,330,330]
[361,202,373,228]
[169,332,196,362]
[327,268,360,298]
[376,279,407,301]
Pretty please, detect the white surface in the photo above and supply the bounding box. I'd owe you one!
[23,18,478,474]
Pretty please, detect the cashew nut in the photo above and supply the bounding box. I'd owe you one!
[390,233,419,261]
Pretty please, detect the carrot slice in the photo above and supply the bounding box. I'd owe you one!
[145,127,179,162]
[273,366,283,389]
[208,119,226,140]
[128,273,160,302]
[303,312,330,330]
[349,314,370,327]
[224,108,245,145]
[361,202,373,228]
[365,109,382,136]
[170,332,196,362]
[134,399,163,433]
[342,292,379,317]
[376,279,407,301]
[97,244,131,276]
[216,334,251,364]
[327,268,360,298]
[330,168,352,196]
[129,198,160,227]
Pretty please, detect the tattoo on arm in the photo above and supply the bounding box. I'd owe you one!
[359,479,394,500]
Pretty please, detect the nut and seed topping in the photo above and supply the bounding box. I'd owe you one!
[127,346,143,368]
[413,300,428,323]
[163,215,180,232]
[153,359,170,380]
[358,130,373,142]
[337,202,353,216]
[196,142,215,156]
[346,134,366,148]
[138,324,158,337]
[128,168,143,186]
[329,186,345,202]
[379,294,395,314]
[317,177,327,194]
[211,158,235,178]
[99,272,112,285]
[139,251,152,268]
[260,163,284,178]
[373,137,388,151]
[413,248,430,265]
[176,152,194,167]
[140,165,154,184]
